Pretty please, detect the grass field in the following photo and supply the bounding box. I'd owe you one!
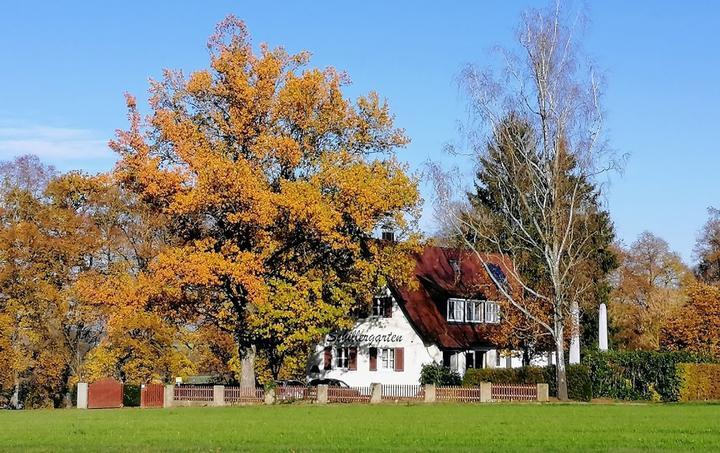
[2,403,720,452]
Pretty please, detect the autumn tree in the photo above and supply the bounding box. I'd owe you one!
[460,115,617,364]
[661,282,720,359]
[110,17,421,387]
[431,3,618,399]
[610,231,691,350]
[66,173,191,384]
[695,207,720,285]
[0,156,97,407]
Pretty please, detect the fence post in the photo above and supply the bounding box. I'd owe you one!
[164,384,174,408]
[370,383,382,404]
[317,384,328,404]
[77,382,88,409]
[264,388,275,405]
[424,384,436,403]
[480,382,492,403]
[537,383,549,402]
[213,385,225,407]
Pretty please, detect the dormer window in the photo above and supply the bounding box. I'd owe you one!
[447,298,465,321]
[447,298,500,324]
[449,259,461,279]
[381,229,395,242]
[372,296,393,318]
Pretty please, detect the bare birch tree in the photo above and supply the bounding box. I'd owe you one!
[431,2,619,400]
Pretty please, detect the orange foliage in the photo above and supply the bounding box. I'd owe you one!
[661,283,720,360]
[109,16,421,382]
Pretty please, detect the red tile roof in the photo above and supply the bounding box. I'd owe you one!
[389,246,515,350]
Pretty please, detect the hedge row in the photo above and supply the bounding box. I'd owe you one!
[462,364,592,401]
[583,350,713,402]
[677,363,720,401]
[461,351,716,402]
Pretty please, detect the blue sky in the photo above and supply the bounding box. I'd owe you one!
[1,1,718,262]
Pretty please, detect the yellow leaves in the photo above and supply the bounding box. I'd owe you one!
[83,308,195,384]
[152,240,267,304]
[104,16,422,381]
[187,70,213,95]
[661,283,720,360]
[169,153,276,228]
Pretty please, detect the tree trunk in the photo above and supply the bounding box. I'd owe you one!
[555,321,569,401]
[239,345,256,389]
[522,347,531,367]
[10,377,20,409]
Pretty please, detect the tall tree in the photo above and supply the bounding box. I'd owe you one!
[464,115,617,363]
[432,3,618,399]
[110,17,421,387]
[610,232,691,350]
[695,207,720,285]
[0,156,98,407]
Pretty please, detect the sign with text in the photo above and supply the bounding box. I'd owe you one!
[326,332,403,345]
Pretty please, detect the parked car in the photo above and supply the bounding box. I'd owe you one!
[274,379,306,387]
[308,378,350,388]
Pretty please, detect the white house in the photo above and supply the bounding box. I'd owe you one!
[308,246,551,386]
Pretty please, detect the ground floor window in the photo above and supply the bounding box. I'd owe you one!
[466,350,485,370]
[380,348,395,370]
[335,347,349,369]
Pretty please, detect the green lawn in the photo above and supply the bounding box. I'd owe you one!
[2,403,720,452]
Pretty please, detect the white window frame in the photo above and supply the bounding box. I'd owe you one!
[485,301,501,324]
[379,348,395,370]
[372,296,392,318]
[465,300,484,323]
[448,298,501,324]
[335,347,349,369]
[447,298,465,322]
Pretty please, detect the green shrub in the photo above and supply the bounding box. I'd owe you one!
[420,363,461,386]
[463,366,546,386]
[123,385,141,407]
[463,365,591,401]
[677,363,720,401]
[583,350,713,402]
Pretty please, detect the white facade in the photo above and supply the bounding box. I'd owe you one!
[308,289,442,386]
[308,289,549,386]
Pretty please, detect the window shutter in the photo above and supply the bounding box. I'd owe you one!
[349,347,357,371]
[369,347,377,371]
[394,347,404,372]
[383,297,393,318]
[323,347,332,370]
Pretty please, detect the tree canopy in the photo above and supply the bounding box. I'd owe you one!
[109,16,421,386]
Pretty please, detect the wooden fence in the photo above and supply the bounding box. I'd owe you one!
[491,384,538,401]
[174,385,214,402]
[80,381,547,409]
[327,386,372,403]
[381,384,425,402]
[275,386,316,402]
[141,384,165,408]
[436,386,484,402]
[224,387,265,404]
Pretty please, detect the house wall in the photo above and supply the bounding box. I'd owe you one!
[307,290,549,386]
[308,289,442,386]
